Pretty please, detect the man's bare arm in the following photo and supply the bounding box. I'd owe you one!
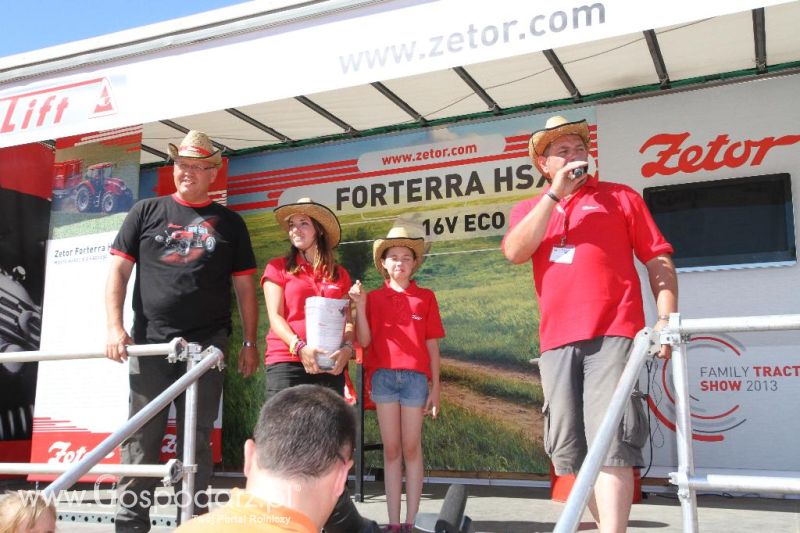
[646,253,678,359]
[105,255,134,362]
[233,273,260,377]
[503,160,588,263]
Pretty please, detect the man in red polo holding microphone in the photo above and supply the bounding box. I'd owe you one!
[503,115,678,533]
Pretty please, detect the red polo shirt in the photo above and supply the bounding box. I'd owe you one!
[261,254,352,365]
[504,176,673,352]
[364,280,445,378]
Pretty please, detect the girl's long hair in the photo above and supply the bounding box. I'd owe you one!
[285,217,340,281]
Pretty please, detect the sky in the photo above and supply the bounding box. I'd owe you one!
[0,0,254,58]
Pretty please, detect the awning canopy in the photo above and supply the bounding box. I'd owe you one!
[0,0,797,162]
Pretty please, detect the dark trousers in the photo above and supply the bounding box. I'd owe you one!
[265,360,345,400]
[115,333,227,532]
[265,362,379,533]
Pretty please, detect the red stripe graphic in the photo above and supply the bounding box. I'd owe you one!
[505,143,528,152]
[56,127,142,149]
[228,163,359,191]
[228,159,359,183]
[234,199,279,211]
[228,126,597,212]
[33,417,89,432]
[230,151,527,205]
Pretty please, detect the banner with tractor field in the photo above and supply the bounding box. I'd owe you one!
[218,74,800,478]
[217,108,602,475]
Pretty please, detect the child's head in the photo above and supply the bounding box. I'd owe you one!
[380,245,418,281]
[372,224,427,280]
[0,491,56,533]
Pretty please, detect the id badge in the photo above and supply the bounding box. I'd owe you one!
[549,245,575,264]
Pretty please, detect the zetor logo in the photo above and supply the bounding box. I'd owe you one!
[0,77,116,135]
[639,132,800,178]
[161,434,177,455]
[47,441,89,464]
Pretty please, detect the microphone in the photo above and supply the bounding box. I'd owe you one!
[571,165,589,179]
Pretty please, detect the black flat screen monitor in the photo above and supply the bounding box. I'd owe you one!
[643,173,796,269]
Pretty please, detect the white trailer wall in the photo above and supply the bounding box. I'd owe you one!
[599,73,800,476]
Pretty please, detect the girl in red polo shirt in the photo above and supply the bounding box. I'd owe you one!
[261,198,356,399]
[350,224,445,533]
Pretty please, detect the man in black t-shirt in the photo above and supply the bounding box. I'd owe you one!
[106,131,259,532]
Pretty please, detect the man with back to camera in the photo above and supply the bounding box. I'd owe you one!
[175,384,356,532]
[105,130,260,532]
[503,115,678,533]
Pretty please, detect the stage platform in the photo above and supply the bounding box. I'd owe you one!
[6,476,799,532]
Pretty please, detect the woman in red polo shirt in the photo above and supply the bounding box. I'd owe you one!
[349,224,445,533]
[261,197,355,398]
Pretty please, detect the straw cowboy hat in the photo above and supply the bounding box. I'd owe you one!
[528,115,590,175]
[373,223,428,278]
[274,197,342,248]
[168,130,222,166]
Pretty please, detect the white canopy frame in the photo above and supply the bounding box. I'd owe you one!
[1,0,797,158]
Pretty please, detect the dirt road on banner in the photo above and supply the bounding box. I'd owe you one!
[440,357,544,443]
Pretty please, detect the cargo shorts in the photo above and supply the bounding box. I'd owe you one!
[538,336,648,476]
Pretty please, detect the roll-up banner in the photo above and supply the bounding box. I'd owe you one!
[29,127,222,482]
[0,143,52,470]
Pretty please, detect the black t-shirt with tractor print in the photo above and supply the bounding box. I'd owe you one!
[111,194,256,344]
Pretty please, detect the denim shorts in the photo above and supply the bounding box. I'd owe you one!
[370,368,429,407]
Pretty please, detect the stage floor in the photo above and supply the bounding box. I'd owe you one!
[12,477,800,532]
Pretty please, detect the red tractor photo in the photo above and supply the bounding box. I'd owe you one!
[75,162,134,213]
[51,159,83,209]
[52,160,134,213]
[155,222,217,257]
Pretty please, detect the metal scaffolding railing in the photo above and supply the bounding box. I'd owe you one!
[663,313,800,533]
[0,459,181,482]
[0,338,224,524]
[554,312,800,533]
[0,337,186,363]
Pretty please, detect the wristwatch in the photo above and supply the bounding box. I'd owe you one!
[242,340,257,348]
